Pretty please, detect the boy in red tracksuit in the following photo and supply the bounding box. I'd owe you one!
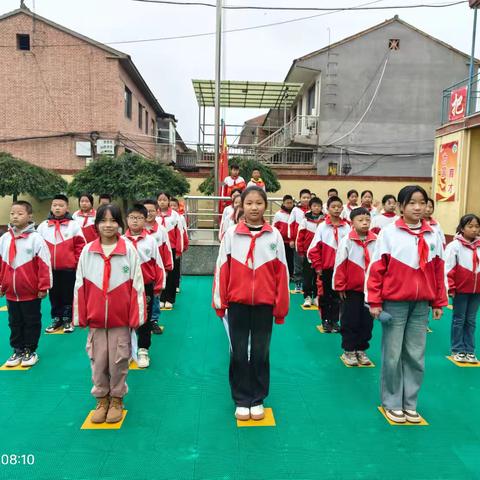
[307,196,349,333]
[272,195,295,279]
[0,201,52,368]
[296,197,324,307]
[37,194,86,333]
[123,204,166,369]
[246,168,266,191]
[73,204,146,424]
[333,207,377,366]
[223,164,247,198]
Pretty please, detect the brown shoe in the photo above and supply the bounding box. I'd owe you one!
[106,397,124,423]
[91,396,110,424]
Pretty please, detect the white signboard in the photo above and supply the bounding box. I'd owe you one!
[97,139,116,155]
[75,141,91,157]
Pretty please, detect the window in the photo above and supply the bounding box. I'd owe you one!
[145,111,149,135]
[138,103,144,129]
[389,39,400,50]
[307,84,316,115]
[16,34,30,51]
[151,119,156,138]
[124,86,132,119]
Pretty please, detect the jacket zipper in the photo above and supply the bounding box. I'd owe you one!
[415,237,419,300]
[13,270,18,301]
[105,298,109,328]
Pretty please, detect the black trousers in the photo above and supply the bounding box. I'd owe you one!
[8,299,42,352]
[161,249,179,304]
[321,269,340,324]
[49,269,76,319]
[228,303,274,408]
[137,283,154,349]
[340,291,374,351]
[302,257,317,299]
[284,243,294,279]
[175,257,182,288]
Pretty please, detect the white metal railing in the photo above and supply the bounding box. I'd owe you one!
[294,115,319,136]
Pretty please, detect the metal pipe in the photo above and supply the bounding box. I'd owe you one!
[214,0,223,195]
[467,7,478,116]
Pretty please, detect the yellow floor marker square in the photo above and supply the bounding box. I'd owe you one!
[289,290,303,295]
[301,305,319,311]
[446,355,480,367]
[45,328,65,335]
[378,407,428,426]
[316,325,326,333]
[81,410,127,429]
[339,356,375,368]
[160,307,172,311]
[236,408,276,427]
[0,363,31,371]
[0,306,7,312]
[129,360,143,370]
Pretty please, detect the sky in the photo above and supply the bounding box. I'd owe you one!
[2,0,477,145]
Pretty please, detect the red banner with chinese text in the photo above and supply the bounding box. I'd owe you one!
[449,86,468,122]
[436,141,458,202]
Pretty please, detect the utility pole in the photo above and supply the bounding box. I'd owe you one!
[214,0,223,195]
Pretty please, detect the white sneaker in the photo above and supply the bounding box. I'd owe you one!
[137,348,150,368]
[250,404,265,421]
[235,407,250,421]
[452,352,467,363]
[5,351,23,367]
[176,287,180,294]
[165,301,173,309]
[341,351,358,366]
[21,350,38,367]
[160,302,165,308]
[466,353,478,364]
[303,296,312,308]
[384,409,406,424]
[356,351,372,366]
[313,296,319,307]
[404,409,422,423]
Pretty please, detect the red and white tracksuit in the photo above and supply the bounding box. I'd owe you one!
[178,214,189,252]
[296,215,323,257]
[370,212,398,235]
[341,203,359,222]
[156,209,183,255]
[288,205,309,243]
[333,230,377,292]
[307,217,350,272]
[72,209,98,243]
[212,222,290,324]
[365,218,448,309]
[219,211,237,241]
[247,178,266,190]
[145,221,173,272]
[123,229,166,294]
[0,224,52,301]
[223,175,247,197]
[445,235,480,294]
[37,215,86,270]
[427,218,446,247]
[272,208,292,244]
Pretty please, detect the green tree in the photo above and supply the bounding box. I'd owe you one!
[198,157,281,195]
[68,153,190,210]
[0,152,67,201]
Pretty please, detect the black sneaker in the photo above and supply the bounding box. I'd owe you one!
[322,321,333,333]
[331,322,340,333]
[5,350,23,367]
[151,321,163,335]
[45,318,64,333]
[21,349,38,367]
[63,320,75,333]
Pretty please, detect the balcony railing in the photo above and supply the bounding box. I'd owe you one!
[441,73,480,124]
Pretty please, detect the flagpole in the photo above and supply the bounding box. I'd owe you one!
[214,0,223,196]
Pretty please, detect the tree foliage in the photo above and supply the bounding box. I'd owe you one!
[198,157,281,195]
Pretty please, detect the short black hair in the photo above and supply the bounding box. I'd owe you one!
[382,194,396,204]
[53,194,68,204]
[350,207,371,221]
[241,186,267,207]
[78,193,94,206]
[126,203,148,218]
[427,197,435,209]
[347,189,359,198]
[309,197,323,207]
[282,194,293,202]
[457,214,480,234]
[397,185,428,212]
[142,199,158,209]
[95,204,124,232]
[327,195,343,208]
[170,197,179,205]
[156,191,171,200]
[12,200,33,215]
[299,188,311,197]
[251,168,261,172]
[231,188,242,197]
[99,194,112,202]
[361,190,373,199]
[230,164,240,170]
[328,188,338,195]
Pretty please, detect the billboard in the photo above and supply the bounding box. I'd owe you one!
[435,141,458,202]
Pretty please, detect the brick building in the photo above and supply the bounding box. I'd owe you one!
[0,6,180,172]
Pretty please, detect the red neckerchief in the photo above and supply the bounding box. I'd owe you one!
[235,221,273,267]
[250,178,265,186]
[146,221,159,234]
[456,234,480,273]
[157,209,172,227]
[347,203,358,211]
[299,205,309,213]
[77,209,96,227]
[48,218,70,241]
[8,228,30,264]
[428,217,438,226]
[382,212,396,218]
[325,215,347,245]
[396,218,432,271]
[349,229,377,269]
[125,229,147,249]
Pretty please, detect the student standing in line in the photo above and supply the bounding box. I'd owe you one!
[424,197,446,247]
[370,194,398,234]
[272,195,295,279]
[72,194,98,243]
[247,168,266,191]
[360,190,378,217]
[341,189,359,221]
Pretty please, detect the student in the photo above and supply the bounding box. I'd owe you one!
[123,204,165,368]
[219,194,242,240]
[73,204,146,424]
[370,194,398,234]
[341,189,359,221]
[424,198,446,247]
[213,186,289,421]
[366,185,447,424]
[247,168,266,190]
[288,189,312,292]
[445,214,480,363]
[223,164,247,197]
[98,194,112,206]
[221,189,243,227]
[142,199,173,334]
[37,194,86,333]
[333,207,377,366]
[307,196,349,333]
[296,197,324,307]
[0,201,52,367]
[323,188,339,214]
[272,195,295,278]
[360,190,378,216]
[72,193,97,243]
[157,192,183,308]
[170,197,189,293]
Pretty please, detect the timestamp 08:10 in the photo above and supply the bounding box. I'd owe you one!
[1,454,35,465]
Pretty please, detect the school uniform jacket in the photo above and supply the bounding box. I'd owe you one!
[445,235,480,294]
[307,217,350,272]
[72,209,98,243]
[272,209,292,244]
[219,211,236,241]
[145,221,173,272]
[37,214,86,270]
[341,203,359,222]
[428,218,446,247]
[223,175,247,197]
[296,214,324,257]
[212,221,290,324]
[156,209,183,255]
[0,224,52,302]
[288,205,309,243]
[179,214,189,252]
[365,218,448,309]
[73,237,146,329]
[370,212,398,235]
[123,229,166,294]
[247,178,266,191]
[333,230,377,292]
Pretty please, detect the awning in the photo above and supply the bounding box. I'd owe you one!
[192,80,303,109]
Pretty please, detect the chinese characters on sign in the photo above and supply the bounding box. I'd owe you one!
[449,86,468,122]
[436,141,458,202]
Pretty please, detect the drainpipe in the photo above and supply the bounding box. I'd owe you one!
[467,8,478,116]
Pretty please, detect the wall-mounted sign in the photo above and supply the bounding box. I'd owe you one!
[449,86,468,122]
[97,139,116,155]
[436,141,458,202]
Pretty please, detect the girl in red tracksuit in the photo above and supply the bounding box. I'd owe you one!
[307,196,349,332]
[365,185,447,425]
[73,204,146,424]
[272,195,295,279]
[296,197,324,307]
[370,194,398,234]
[212,186,290,422]
[445,214,480,363]
[72,193,98,243]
